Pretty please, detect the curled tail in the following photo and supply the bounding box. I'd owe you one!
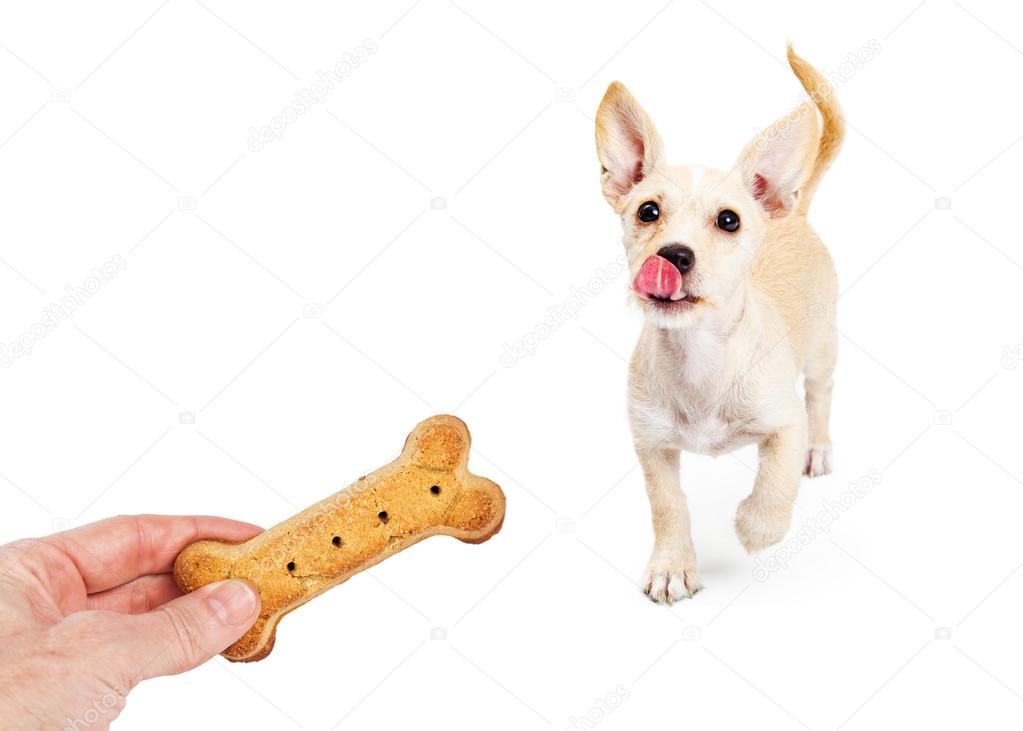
[788,45,844,215]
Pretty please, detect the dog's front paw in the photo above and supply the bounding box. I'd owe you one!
[804,443,833,477]
[642,555,702,604]
[735,496,792,553]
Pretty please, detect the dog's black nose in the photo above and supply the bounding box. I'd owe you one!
[657,244,695,275]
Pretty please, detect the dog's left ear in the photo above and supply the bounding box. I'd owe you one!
[736,103,819,217]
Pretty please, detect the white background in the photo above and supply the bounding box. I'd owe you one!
[1,1,1021,729]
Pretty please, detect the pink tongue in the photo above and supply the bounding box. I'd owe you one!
[633,255,682,300]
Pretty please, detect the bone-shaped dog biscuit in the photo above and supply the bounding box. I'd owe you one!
[173,415,505,662]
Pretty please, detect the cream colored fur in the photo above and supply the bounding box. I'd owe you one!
[595,46,844,603]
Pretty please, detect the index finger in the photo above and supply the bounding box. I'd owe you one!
[49,514,263,594]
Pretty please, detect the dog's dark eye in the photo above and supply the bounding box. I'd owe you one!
[637,201,660,223]
[716,209,740,232]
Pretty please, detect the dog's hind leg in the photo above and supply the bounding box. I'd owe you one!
[803,320,837,477]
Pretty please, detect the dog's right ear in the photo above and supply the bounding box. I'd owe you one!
[595,82,664,208]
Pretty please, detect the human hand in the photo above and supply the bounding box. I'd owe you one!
[0,515,263,730]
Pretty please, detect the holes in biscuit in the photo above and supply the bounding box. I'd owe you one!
[287,561,296,572]
[430,485,441,495]
[378,511,389,524]
[332,536,342,547]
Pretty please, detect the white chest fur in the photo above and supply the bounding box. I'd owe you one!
[629,316,795,455]
[674,412,737,454]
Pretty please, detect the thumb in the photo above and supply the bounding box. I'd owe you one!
[118,579,260,681]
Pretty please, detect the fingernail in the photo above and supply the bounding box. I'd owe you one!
[206,580,258,626]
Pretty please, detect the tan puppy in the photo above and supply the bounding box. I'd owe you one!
[595,46,844,603]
